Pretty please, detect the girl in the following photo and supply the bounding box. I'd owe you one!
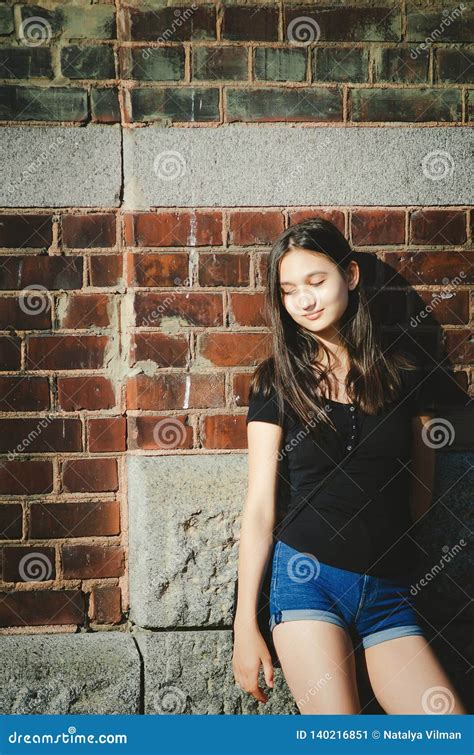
[232,218,467,715]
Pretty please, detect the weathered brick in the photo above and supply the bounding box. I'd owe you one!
[26,335,108,370]
[0,336,21,370]
[411,289,469,325]
[384,251,474,286]
[351,209,405,245]
[230,292,266,326]
[0,590,84,627]
[0,48,53,79]
[2,545,55,582]
[407,8,473,43]
[58,293,111,329]
[0,86,88,122]
[226,86,342,122]
[288,209,345,232]
[198,252,250,286]
[285,6,401,42]
[0,503,22,539]
[125,211,223,247]
[130,6,216,41]
[90,585,122,624]
[0,214,53,248]
[314,47,369,83]
[0,256,83,289]
[0,377,50,412]
[198,332,271,366]
[0,418,82,454]
[62,214,116,248]
[62,544,125,578]
[0,4,14,34]
[60,45,115,79]
[351,87,462,122]
[127,373,225,411]
[228,210,284,245]
[89,254,122,287]
[0,459,53,495]
[232,372,253,407]
[0,295,51,329]
[131,333,189,368]
[201,414,247,449]
[373,47,429,83]
[88,417,126,452]
[435,49,474,84]
[129,86,219,122]
[91,86,121,123]
[57,376,116,411]
[444,329,474,363]
[135,291,223,327]
[127,415,193,450]
[410,210,467,245]
[62,457,118,493]
[125,46,185,81]
[30,500,120,539]
[192,45,248,80]
[255,46,307,81]
[128,252,189,286]
[20,4,116,40]
[222,6,279,41]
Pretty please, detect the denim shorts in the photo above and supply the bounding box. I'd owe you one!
[269,539,425,650]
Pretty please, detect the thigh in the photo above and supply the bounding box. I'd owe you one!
[273,620,361,714]
[365,634,468,714]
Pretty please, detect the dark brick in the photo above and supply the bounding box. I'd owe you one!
[30,500,120,538]
[19,4,116,40]
[444,328,474,363]
[129,252,189,287]
[19,4,61,35]
[0,503,23,539]
[410,210,467,245]
[125,211,222,247]
[0,589,84,627]
[314,47,369,83]
[0,459,53,495]
[0,4,14,34]
[435,49,474,84]
[130,6,216,41]
[198,252,250,286]
[62,545,125,578]
[0,418,82,455]
[90,585,122,624]
[0,295,51,329]
[285,6,401,42]
[0,377,50,412]
[410,289,469,325]
[131,333,189,368]
[62,214,116,248]
[228,210,284,245]
[0,336,21,370]
[407,8,473,43]
[135,291,223,327]
[125,46,185,81]
[0,255,83,289]
[255,47,307,82]
[226,87,342,122]
[222,6,278,41]
[192,46,248,80]
[91,86,121,123]
[351,88,462,122]
[57,376,116,411]
[0,86,88,122]
[288,209,345,232]
[384,251,474,286]
[58,293,111,329]
[88,417,126,452]
[89,254,123,287]
[373,47,429,83]
[2,545,55,582]
[0,48,53,79]
[129,86,219,123]
[60,45,115,79]
[26,335,108,370]
[0,214,52,248]
[62,457,118,493]
[351,209,405,245]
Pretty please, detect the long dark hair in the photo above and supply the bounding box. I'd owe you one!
[249,217,418,435]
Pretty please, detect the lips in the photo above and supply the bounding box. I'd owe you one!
[303,309,324,320]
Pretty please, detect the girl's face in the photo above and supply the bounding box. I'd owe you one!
[278,247,359,335]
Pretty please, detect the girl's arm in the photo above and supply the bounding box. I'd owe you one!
[408,413,437,524]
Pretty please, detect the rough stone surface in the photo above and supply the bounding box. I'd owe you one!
[0,632,141,714]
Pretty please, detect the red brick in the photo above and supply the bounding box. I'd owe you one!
[89,254,123,287]
[198,332,271,366]
[0,377,50,411]
[134,291,223,327]
[228,211,284,245]
[202,414,247,449]
[0,503,23,539]
[384,251,474,286]
[127,373,225,411]
[0,418,82,454]
[131,333,189,368]
[0,295,51,329]
[410,210,467,245]
[62,457,118,493]
[232,372,253,407]
[57,376,116,411]
[444,329,474,363]
[128,415,193,450]
[0,590,85,627]
[26,335,108,370]
[0,336,21,370]
[0,214,53,248]
[351,209,405,245]
[0,255,83,289]
[230,292,266,326]
[30,500,120,538]
[128,252,189,286]
[0,460,53,495]
[62,214,116,248]
[88,417,126,452]
[288,210,345,233]
[62,545,125,578]
[198,252,250,286]
[2,546,55,582]
[125,211,223,247]
[90,585,122,624]
[411,290,469,325]
[58,293,111,328]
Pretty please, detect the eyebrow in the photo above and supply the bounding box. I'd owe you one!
[279,269,328,286]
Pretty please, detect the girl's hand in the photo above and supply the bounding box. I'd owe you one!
[232,623,275,703]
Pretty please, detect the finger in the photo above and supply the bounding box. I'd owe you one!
[262,657,274,688]
[250,685,268,703]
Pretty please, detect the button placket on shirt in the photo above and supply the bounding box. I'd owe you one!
[346,404,357,450]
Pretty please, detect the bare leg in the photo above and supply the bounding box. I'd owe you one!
[364,634,467,714]
[272,619,360,714]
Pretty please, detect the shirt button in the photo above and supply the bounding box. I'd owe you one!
[349,406,355,411]
[346,444,353,450]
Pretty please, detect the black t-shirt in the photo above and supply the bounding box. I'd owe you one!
[246,363,466,579]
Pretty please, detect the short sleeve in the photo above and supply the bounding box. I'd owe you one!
[246,384,285,428]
